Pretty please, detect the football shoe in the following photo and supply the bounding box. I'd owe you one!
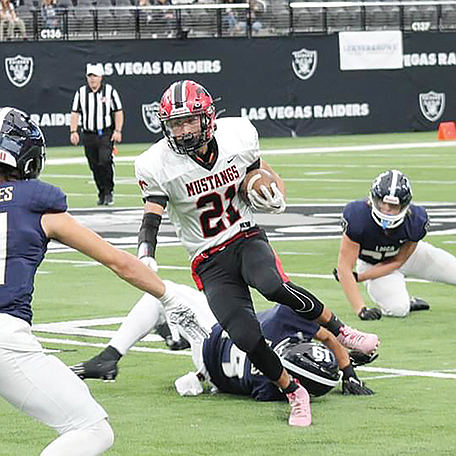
[337,325,379,355]
[410,297,430,312]
[286,382,311,427]
[70,353,118,381]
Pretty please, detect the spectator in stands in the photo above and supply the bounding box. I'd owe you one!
[236,0,264,35]
[41,0,60,28]
[152,0,175,37]
[138,0,153,24]
[0,0,27,40]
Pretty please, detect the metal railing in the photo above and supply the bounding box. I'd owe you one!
[8,1,456,42]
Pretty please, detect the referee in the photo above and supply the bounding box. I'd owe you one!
[70,63,124,206]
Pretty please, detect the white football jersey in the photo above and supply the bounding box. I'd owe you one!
[135,117,260,260]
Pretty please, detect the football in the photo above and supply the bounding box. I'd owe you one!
[239,168,276,201]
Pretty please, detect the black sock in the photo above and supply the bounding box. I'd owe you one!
[321,313,343,337]
[282,380,299,394]
[101,345,122,362]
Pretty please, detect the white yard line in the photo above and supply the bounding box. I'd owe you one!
[35,334,455,380]
[47,141,456,166]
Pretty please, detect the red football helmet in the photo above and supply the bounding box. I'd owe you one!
[159,80,216,157]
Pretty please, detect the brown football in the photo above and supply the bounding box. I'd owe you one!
[239,169,276,201]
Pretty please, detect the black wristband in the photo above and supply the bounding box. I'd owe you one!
[137,212,162,258]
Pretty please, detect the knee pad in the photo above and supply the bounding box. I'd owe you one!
[264,282,324,320]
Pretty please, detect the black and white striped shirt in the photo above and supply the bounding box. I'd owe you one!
[71,83,123,133]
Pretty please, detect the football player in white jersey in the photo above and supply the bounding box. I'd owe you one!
[334,169,456,319]
[76,80,379,427]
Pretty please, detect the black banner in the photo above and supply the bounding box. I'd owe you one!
[0,34,455,146]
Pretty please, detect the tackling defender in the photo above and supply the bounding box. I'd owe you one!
[72,282,376,401]
[125,80,378,426]
[334,169,456,319]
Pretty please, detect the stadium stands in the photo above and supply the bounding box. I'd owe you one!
[8,0,456,41]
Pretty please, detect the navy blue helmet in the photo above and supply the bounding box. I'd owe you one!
[0,107,45,179]
[276,339,340,397]
[369,169,412,229]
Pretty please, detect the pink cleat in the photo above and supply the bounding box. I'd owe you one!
[337,325,379,355]
[286,383,311,427]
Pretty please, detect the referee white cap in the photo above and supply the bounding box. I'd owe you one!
[86,63,103,76]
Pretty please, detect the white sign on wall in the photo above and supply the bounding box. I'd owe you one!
[339,31,403,70]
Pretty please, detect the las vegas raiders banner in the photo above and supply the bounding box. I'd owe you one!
[0,33,455,146]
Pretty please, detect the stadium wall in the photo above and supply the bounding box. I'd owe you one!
[1,33,455,146]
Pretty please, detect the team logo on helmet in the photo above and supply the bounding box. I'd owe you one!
[419,91,445,122]
[141,102,162,134]
[5,55,34,88]
[291,48,318,81]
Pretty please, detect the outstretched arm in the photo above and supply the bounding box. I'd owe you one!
[41,211,167,298]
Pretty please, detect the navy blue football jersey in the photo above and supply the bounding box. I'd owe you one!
[202,305,320,401]
[342,200,428,265]
[0,180,67,324]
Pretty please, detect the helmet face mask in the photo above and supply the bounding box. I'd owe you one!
[369,169,412,229]
[275,339,340,397]
[159,80,216,159]
[0,107,45,180]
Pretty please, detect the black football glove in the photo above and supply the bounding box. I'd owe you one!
[349,350,379,367]
[358,306,382,320]
[341,365,375,395]
[332,268,359,283]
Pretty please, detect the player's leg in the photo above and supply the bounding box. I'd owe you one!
[0,348,113,456]
[197,257,311,426]
[357,260,413,317]
[71,292,163,380]
[241,232,378,353]
[401,241,456,285]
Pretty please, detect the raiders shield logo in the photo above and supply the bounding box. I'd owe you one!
[291,48,318,80]
[419,91,445,122]
[142,102,161,134]
[5,55,34,88]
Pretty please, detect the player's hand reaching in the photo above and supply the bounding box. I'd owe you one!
[341,365,374,395]
[358,306,382,321]
[248,183,286,214]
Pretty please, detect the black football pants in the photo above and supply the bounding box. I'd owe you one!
[82,131,115,199]
[195,228,325,382]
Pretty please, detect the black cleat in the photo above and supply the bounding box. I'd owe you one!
[165,336,191,351]
[70,354,119,381]
[410,297,430,312]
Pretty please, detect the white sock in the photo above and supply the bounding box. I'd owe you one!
[110,293,162,355]
[41,419,114,456]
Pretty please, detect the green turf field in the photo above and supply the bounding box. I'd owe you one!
[1,131,455,455]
